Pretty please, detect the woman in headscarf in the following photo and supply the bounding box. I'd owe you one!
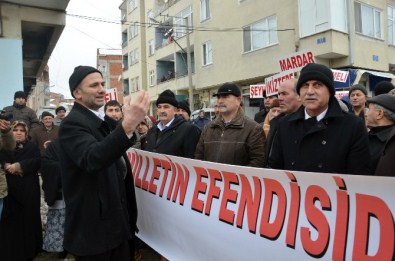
[0,121,42,261]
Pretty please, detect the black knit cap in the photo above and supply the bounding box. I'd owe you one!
[41,111,54,118]
[14,91,26,100]
[156,89,178,107]
[374,81,394,96]
[55,106,66,114]
[213,83,241,97]
[178,100,191,116]
[69,66,102,98]
[348,84,368,97]
[296,63,335,96]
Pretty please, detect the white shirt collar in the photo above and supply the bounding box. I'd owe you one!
[89,108,105,121]
[304,107,328,122]
[157,117,175,131]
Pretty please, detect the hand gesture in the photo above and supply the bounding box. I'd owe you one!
[122,91,150,136]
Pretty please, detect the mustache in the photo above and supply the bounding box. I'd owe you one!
[159,112,167,117]
[304,95,318,100]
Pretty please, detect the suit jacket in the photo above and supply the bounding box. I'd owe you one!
[59,102,137,256]
[268,97,370,175]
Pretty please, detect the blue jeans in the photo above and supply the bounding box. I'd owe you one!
[0,198,3,221]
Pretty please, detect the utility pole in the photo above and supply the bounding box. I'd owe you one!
[185,17,193,112]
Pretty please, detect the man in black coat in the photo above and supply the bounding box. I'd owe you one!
[58,66,149,260]
[145,89,200,158]
[264,78,301,166]
[268,63,370,175]
[365,94,395,174]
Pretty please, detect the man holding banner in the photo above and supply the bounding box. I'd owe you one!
[145,89,201,158]
[264,78,301,166]
[268,63,370,175]
[195,83,265,167]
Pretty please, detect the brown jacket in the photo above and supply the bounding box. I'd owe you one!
[195,108,266,167]
[30,124,59,152]
[374,127,395,177]
[0,130,16,198]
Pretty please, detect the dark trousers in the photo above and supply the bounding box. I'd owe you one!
[75,240,132,261]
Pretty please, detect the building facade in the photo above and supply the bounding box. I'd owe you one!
[120,0,395,117]
[0,0,69,109]
[97,48,124,102]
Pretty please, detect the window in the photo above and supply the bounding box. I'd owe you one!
[354,2,383,39]
[202,41,212,65]
[149,70,155,86]
[299,0,347,37]
[122,55,128,70]
[174,6,193,38]
[122,31,128,47]
[200,0,210,21]
[123,79,129,95]
[98,63,107,74]
[129,23,139,39]
[389,5,395,45]
[130,49,139,65]
[243,16,278,52]
[130,76,140,92]
[128,0,137,12]
[147,10,154,26]
[148,39,155,56]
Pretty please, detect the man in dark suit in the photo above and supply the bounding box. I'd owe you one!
[268,63,370,175]
[59,66,149,260]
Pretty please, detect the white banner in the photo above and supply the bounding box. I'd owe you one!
[332,69,349,83]
[335,91,349,99]
[104,88,118,103]
[278,50,315,73]
[264,72,294,96]
[249,84,266,98]
[128,149,395,261]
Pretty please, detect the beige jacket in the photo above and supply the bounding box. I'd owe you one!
[0,130,16,198]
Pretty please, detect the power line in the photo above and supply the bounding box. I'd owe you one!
[66,13,295,33]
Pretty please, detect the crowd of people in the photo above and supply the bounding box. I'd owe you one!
[0,62,394,260]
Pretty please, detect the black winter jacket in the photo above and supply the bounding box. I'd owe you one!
[268,97,371,175]
[145,115,201,158]
[59,102,137,256]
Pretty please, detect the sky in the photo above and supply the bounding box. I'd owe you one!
[48,0,122,98]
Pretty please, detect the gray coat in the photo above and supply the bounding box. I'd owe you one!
[3,103,40,132]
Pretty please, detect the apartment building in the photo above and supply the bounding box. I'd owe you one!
[97,48,125,102]
[120,0,395,117]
